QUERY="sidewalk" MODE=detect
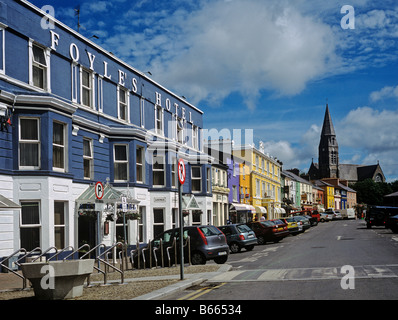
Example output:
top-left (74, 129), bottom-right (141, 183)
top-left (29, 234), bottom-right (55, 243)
top-left (0, 264), bottom-right (232, 300)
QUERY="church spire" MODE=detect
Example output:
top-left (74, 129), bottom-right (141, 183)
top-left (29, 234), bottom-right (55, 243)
top-left (321, 104), bottom-right (336, 136)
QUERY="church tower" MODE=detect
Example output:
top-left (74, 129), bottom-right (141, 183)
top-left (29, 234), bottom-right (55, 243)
top-left (318, 104), bottom-right (339, 178)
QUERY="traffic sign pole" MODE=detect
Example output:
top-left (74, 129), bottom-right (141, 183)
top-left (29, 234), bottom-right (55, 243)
top-left (178, 159), bottom-right (186, 280)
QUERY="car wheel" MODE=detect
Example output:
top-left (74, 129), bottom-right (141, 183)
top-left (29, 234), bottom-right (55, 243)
top-left (245, 245), bottom-right (255, 251)
top-left (230, 243), bottom-right (241, 254)
top-left (214, 256), bottom-right (228, 264)
top-left (191, 252), bottom-right (206, 265)
top-left (257, 236), bottom-right (265, 245)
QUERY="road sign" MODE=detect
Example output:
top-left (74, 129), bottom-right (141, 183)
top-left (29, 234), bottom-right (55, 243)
top-left (178, 158), bottom-right (186, 185)
top-left (95, 182), bottom-right (104, 200)
top-left (122, 196), bottom-right (127, 212)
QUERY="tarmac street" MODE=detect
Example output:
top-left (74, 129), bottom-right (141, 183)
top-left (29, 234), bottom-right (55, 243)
top-left (163, 219), bottom-right (398, 300)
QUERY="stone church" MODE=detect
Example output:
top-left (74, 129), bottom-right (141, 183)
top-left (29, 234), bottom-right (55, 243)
top-left (308, 105), bottom-right (386, 184)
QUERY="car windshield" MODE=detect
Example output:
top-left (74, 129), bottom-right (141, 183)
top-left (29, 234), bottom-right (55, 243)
top-left (273, 220), bottom-right (284, 225)
top-left (237, 224), bottom-right (252, 233)
top-left (285, 218), bottom-right (295, 222)
top-left (199, 225), bottom-right (222, 236)
top-left (261, 221), bottom-right (274, 227)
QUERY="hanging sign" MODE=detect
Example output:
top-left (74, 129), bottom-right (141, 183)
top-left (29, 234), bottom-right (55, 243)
top-left (178, 159), bottom-right (186, 185)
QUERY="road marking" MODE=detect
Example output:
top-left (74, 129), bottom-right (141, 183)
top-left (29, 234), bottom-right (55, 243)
top-left (337, 236), bottom-right (342, 240)
top-left (178, 283), bottom-right (226, 300)
top-left (207, 265), bottom-right (398, 283)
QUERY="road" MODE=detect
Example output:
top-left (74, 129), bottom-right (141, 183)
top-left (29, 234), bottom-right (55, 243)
top-left (163, 219), bottom-right (398, 300)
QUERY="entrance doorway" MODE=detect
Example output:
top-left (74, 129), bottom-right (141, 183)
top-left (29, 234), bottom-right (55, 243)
top-left (78, 215), bottom-right (96, 250)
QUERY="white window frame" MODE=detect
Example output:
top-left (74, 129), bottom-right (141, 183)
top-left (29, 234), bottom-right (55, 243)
top-left (80, 67), bottom-right (95, 109)
top-left (54, 201), bottom-right (66, 249)
top-left (155, 105), bottom-right (164, 136)
top-left (83, 138), bottom-right (93, 180)
top-left (52, 121), bottom-right (67, 172)
top-left (136, 146), bottom-right (145, 184)
top-left (97, 76), bottom-right (104, 113)
top-left (192, 125), bottom-right (198, 150)
top-left (171, 157), bottom-right (177, 189)
top-left (29, 40), bottom-right (51, 92)
top-left (152, 154), bottom-right (165, 188)
top-left (19, 201), bottom-right (41, 250)
top-left (19, 117), bottom-right (41, 170)
top-left (114, 144), bottom-right (129, 182)
top-left (117, 86), bottom-right (130, 122)
top-left (0, 23), bottom-right (6, 75)
top-left (140, 98), bottom-right (145, 128)
top-left (191, 166), bottom-right (202, 193)
top-left (153, 208), bottom-right (165, 238)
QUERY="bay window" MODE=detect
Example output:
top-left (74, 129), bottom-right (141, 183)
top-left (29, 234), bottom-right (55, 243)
top-left (20, 201), bottom-right (41, 251)
top-left (53, 121), bottom-right (66, 172)
top-left (114, 144), bottom-right (128, 182)
top-left (19, 118), bottom-right (40, 169)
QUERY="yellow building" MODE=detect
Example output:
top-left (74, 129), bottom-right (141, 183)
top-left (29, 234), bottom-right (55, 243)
top-left (313, 180), bottom-right (335, 209)
top-left (234, 142), bottom-right (283, 220)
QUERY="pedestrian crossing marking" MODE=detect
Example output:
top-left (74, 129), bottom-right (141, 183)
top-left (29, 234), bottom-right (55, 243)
top-left (207, 265), bottom-right (398, 283)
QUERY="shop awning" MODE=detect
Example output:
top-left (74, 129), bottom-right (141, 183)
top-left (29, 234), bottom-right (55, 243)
top-left (0, 194), bottom-right (21, 211)
top-left (255, 206), bottom-right (267, 214)
top-left (229, 203), bottom-right (256, 213)
top-left (229, 203), bottom-right (250, 212)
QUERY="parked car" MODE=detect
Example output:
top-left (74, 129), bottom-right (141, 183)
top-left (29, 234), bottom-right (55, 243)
top-left (246, 220), bottom-right (289, 245)
top-left (366, 206), bottom-right (398, 229)
top-left (292, 215), bottom-right (311, 231)
top-left (132, 225), bottom-right (229, 267)
top-left (281, 217), bottom-right (301, 235)
top-left (218, 224), bottom-right (258, 253)
top-left (291, 210), bottom-right (320, 223)
top-left (386, 215), bottom-right (398, 233)
top-left (333, 211), bottom-right (343, 220)
top-left (319, 212), bottom-right (332, 222)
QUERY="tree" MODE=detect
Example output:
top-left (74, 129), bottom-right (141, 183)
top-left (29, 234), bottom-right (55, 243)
top-left (351, 179), bottom-right (393, 205)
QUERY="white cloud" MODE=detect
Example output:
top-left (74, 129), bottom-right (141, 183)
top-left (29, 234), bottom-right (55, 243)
top-left (370, 85), bottom-right (398, 101)
top-left (336, 107), bottom-right (398, 179)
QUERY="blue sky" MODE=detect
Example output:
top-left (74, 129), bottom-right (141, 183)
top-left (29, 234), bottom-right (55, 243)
top-left (30, 0), bottom-right (398, 181)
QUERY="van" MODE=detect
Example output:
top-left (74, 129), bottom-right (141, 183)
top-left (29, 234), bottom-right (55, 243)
top-left (366, 206), bottom-right (398, 229)
top-left (341, 208), bottom-right (355, 219)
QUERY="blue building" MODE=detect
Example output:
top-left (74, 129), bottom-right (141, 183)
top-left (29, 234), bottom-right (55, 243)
top-left (0, 0), bottom-right (212, 261)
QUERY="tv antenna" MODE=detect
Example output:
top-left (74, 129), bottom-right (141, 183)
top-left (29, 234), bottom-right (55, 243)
top-left (74, 5), bottom-right (81, 32)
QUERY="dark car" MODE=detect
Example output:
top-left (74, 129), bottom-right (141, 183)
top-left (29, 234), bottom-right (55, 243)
top-left (246, 220), bottom-right (289, 245)
top-left (386, 215), bottom-right (398, 233)
top-left (218, 224), bottom-right (257, 253)
top-left (293, 215), bottom-right (311, 231)
top-left (366, 206), bottom-right (398, 229)
top-left (132, 225), bottom-right (229, 267)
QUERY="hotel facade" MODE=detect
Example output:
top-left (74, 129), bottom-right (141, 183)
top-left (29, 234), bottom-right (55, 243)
top-left (0, 0), bottom-right (212, 261)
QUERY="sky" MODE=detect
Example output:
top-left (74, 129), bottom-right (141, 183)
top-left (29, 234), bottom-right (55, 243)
top-left (30, 0), bottom-right (398, 182)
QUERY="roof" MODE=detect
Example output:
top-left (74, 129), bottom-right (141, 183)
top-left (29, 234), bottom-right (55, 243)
top-left (385, 191), bottom-right (398, 198)
top-left (321, 105), bottom-right (336, 136)
top-left (76, 184), bottom-right (139, 204)
top-left (0, 194), bottom-right (21, 211)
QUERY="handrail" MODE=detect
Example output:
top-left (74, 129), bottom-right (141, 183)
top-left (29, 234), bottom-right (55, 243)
top-left (0, 248), bottom-right (28, 289)
top-left (14, 247), bottom-right (42, 267)
top-left (96, 242), bottom-right (124, 285)
top-left (63, 244), bottom-right (90, 261)
top-left (32, 246), bottom-right (58, 262)
top-left (166, 238), bottom-right (176, 267)
top-left (48, 246), bottom-right (74, 261)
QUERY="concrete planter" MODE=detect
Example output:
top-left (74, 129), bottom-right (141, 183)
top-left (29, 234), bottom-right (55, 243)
top-left (21, 259), bottom-right (95, 300)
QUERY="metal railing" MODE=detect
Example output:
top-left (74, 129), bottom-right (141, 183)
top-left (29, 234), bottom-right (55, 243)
top-left (0, 248), bottom-right (28, 289)
top-left (130, 236), bottom-right (191, 270)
